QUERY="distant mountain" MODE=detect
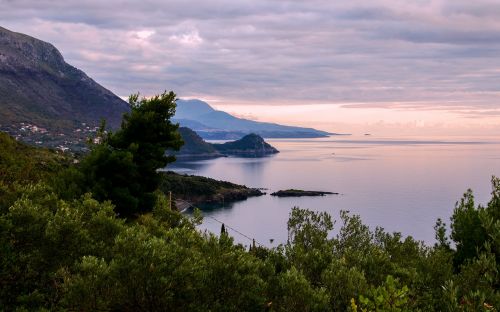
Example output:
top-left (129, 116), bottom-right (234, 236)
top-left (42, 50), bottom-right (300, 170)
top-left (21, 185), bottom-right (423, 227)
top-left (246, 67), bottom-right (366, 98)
top-left (173, 99), bottom-right (215, 119)
top-left (174, 99), bottom-right (331, 139)
top-left (0, 26), bottom-right (129, 138)
top-left (212, 133), bottom-right (279, 157)
top-left (176, 127), bottom-right (278, 159)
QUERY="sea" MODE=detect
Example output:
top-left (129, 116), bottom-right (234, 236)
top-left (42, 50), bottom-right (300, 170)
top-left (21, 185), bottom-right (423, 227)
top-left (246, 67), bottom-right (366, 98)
top-left (170, 135), bottom-right (500, 247)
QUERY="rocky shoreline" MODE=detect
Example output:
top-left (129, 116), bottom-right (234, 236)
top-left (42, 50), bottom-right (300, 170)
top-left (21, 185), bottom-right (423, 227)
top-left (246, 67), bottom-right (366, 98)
top-left (159, 171), bottom-right (265, 209)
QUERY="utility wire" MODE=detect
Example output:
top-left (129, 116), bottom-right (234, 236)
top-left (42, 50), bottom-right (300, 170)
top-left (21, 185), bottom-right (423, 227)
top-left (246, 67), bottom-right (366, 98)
top-left (205, 215), bottom-right (265, 247)
top-left (174, 198), bottom-right (265, 247)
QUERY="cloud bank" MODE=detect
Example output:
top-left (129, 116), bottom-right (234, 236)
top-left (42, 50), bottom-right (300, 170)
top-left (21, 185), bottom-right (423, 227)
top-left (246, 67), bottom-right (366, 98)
top-left (1, 0), bottom-right (500, 116)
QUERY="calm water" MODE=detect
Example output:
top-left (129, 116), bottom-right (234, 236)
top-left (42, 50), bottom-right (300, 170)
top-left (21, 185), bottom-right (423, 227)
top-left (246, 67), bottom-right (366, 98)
top-left (171, 135), bottom-right (500, 247)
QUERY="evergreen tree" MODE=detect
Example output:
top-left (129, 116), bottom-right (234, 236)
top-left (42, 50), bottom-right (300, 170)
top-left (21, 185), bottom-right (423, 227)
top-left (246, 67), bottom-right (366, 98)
top-left (77, 91), bottom-right (183, 216)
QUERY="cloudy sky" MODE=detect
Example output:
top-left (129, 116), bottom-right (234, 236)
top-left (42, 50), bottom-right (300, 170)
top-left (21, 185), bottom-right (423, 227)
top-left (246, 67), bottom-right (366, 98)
top-left (2, 0), bottom-right (500, 135)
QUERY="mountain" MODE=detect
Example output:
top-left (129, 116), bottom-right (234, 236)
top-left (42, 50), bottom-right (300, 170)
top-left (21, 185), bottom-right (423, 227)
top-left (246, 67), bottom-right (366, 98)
top-left (174, 99), bottom-right (331, 139)
top-left (174, 127), bottom-right (223, 159)
top-left (173, 99), bottom-right (215, 119)
top-left (212, 133), bottom-right (279, 157)
top-left (0, 26), bottom-right (129, 148)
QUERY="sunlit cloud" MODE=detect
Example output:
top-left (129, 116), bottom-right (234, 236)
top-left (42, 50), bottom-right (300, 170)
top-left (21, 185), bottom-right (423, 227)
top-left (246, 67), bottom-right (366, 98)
top-left (169, 30), bottom-right (203, 46)
top-left (135, 30), bottom-right (155, 40)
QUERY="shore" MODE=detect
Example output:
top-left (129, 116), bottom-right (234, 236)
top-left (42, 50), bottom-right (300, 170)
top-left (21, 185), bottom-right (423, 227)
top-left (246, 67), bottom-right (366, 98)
top-left (159, 171), bottom-right (265, 209)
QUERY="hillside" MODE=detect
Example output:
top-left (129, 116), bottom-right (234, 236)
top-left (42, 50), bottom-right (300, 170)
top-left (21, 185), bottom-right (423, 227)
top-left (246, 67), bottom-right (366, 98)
top-left (0, 26), bottom-right (129, 149)
top-left (175, 99), bottom-right (331, 139)
top-left (212, 133), bottom-right (279, 157)
top-left (2, 129), bottom-right (498, 310)
top-left (174, 127), bottom-right (223, 159)
top-left (0, 132), bottom-right (72, 185)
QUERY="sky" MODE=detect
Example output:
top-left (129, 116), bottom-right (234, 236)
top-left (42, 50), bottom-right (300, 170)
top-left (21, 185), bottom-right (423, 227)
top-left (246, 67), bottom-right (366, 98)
top-left (2, 0), bottom-right (500, 135)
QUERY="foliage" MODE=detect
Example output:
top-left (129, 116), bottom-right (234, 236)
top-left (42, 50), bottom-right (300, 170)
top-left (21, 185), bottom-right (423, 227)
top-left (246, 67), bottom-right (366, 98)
top-left (158, 171), bottom-right (261, 207)
top-left (60, 91), bottom-right (183, 216)
top-left (450, 189), bottom-right (488, 268)
top-left (0, 132), bottom-right (73, 213)
top-left (1, 132), bottom-right (500, 311)
top-left (0, 132), bottom-right (70, 185)
top-left (159, 171), bottom-right (249, 197)
top-left (352, 275), bottom-right (410, 312)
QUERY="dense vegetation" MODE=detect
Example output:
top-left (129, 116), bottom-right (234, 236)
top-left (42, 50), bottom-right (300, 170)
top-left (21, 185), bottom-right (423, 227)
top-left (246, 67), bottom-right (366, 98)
top-left (1, 92), bottom-right (499, 311)
top-left (55, 91), bottom-right (182, 217)
top-left (159, 171), bottom-right (263, 205)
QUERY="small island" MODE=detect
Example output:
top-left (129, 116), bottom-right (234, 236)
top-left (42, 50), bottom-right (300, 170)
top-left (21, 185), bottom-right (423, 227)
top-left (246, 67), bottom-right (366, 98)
top-left (212, 133), bottom-right (279, 157)
top-left (175, 128), bottom-right (279, 159)
top-left (270, 189), bottom-right (338, 197)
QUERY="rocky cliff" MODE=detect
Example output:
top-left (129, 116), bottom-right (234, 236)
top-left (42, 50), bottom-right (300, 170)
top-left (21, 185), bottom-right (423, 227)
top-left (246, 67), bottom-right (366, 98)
top-left (0, 26), bottom-right (129, 136)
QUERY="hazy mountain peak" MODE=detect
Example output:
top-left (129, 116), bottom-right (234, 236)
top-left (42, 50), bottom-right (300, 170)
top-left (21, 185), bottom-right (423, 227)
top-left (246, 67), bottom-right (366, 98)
top-left (174, 98), bottom-right (331, 139)
top-left (175, 98), bottom-right (215, 119)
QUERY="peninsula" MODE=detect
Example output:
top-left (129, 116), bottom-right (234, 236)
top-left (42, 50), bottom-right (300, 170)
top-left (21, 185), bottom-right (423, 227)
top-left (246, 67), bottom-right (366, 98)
top-left (271, 189), bottom-right (338, 197)
top-left (175, 128), bottom-right (279, 159)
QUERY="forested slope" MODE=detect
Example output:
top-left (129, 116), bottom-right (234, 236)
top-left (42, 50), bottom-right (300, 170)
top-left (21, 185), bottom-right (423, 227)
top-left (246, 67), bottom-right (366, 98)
top-left (1, 93), bottom-right (499, 311)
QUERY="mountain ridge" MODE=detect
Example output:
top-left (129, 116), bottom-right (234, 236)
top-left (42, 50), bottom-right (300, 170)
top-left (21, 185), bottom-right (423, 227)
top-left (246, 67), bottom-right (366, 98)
top-left (0, 26), bottom-right (129, 135)
top-left (0, 26), bottom-right (333, 151)
top-left (175, 99), bottom-right (332, 139)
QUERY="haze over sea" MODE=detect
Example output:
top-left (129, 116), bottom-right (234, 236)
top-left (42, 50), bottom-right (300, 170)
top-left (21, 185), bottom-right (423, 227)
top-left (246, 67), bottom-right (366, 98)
top-left (172, 135), bottom-right (500, 247)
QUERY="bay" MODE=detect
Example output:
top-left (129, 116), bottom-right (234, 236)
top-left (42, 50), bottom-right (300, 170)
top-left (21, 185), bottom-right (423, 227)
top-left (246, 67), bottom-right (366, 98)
top-left (171, 135), bottom-right (500, 247)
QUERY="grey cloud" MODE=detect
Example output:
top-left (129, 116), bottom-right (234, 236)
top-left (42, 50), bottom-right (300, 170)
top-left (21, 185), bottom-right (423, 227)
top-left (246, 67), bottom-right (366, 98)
top-left (381, 27), bottom-right (500, 45)
top-left (336, 7), bottom-right (399, 21)
top-left (442, 1), bottom-right (500, 18)
top-left (1, 0), bottom-right (499, 115)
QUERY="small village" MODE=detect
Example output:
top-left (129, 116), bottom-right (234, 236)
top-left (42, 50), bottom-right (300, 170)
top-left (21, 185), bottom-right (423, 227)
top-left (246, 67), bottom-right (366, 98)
top-left (0, 121), bottom-right (100, 152)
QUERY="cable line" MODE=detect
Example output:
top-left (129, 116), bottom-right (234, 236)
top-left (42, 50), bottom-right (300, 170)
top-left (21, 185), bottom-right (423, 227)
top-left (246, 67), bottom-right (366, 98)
top-left (174, 198), bottom-right (265, 247)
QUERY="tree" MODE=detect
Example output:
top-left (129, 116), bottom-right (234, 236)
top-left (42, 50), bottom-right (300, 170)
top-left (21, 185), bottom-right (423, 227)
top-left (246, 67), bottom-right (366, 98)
top-left (351, 275), bottom-right (410, 312)
top-left (450, 189), bottom-right (487, 268)
top-left (76, 91), bottom-right (183, 216)
top-left (285, 207), bottom-right (334, 285)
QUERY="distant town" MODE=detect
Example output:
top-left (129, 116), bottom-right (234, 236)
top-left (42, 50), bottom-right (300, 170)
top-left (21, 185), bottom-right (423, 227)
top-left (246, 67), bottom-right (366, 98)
top-left (0, 122), bottom-right (100, 152)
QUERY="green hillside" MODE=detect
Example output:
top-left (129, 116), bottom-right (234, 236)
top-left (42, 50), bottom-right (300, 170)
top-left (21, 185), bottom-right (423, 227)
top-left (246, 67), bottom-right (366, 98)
top-left (0, 117), bottom-right (499, 311)
top-left (0, 132), bottom-right (71, 185)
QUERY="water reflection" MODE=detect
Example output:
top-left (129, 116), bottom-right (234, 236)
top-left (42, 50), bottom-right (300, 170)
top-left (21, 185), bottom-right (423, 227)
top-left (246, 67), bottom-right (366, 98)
top-left (169, 160), bottom-right (211, 173)
top-left (172, 155), bottom-right (275, 188)
top-left (172, 136), bottom-right (500, 247)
